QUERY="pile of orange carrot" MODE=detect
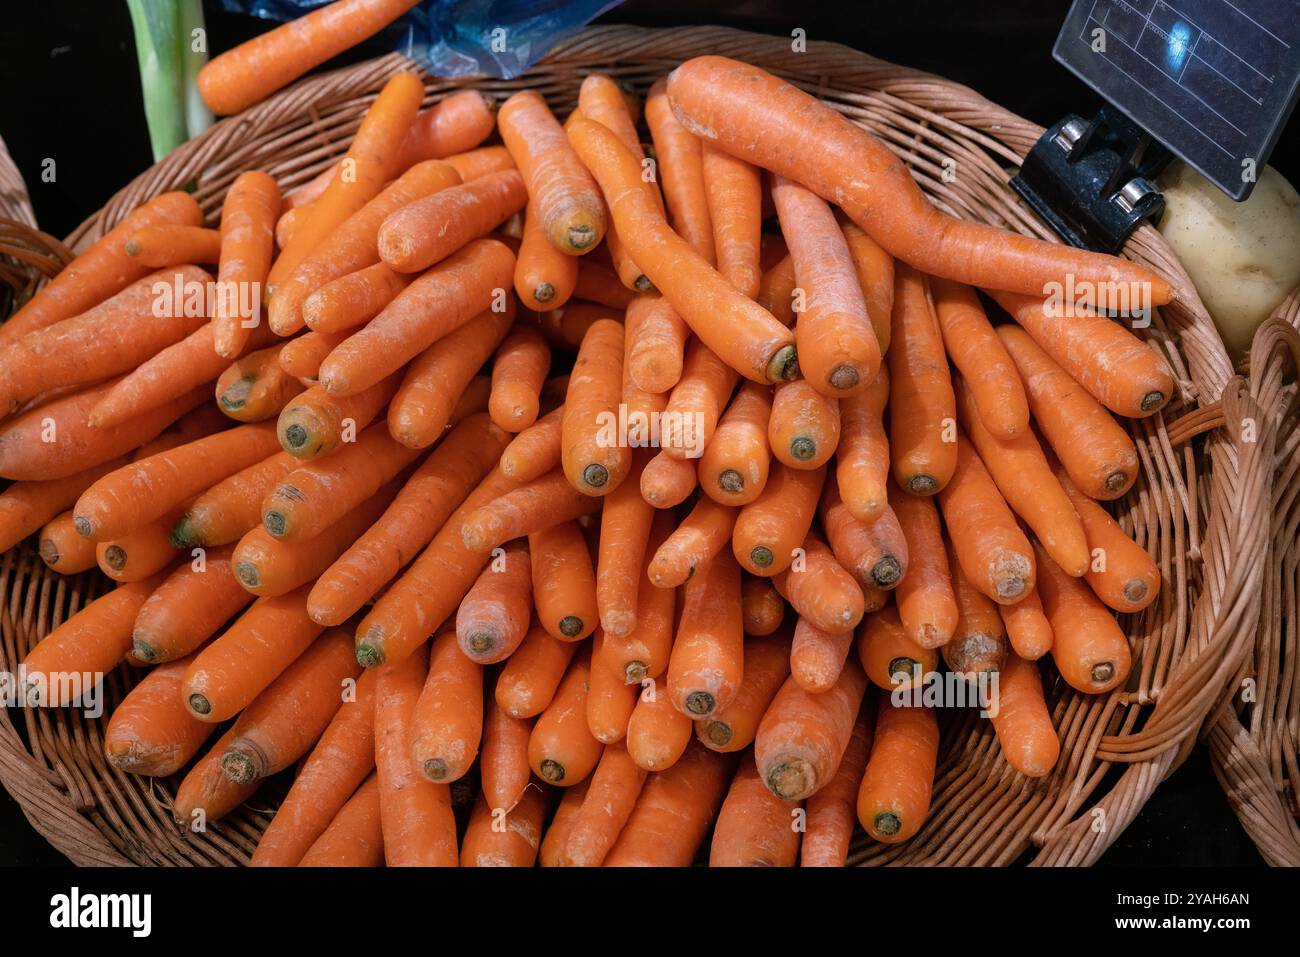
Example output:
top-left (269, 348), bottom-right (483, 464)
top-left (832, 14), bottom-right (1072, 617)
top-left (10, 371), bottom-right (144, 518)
top-left (0, 56), bottom-right (1171, 867)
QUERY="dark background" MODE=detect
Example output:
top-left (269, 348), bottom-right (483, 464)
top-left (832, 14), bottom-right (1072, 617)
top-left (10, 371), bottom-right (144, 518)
top-left (0, 0), bottom-right (1283, 866)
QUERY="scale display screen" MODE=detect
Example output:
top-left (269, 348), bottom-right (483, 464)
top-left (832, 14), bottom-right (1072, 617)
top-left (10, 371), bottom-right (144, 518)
top-left (1054, 0), bottom-right (1300, 198)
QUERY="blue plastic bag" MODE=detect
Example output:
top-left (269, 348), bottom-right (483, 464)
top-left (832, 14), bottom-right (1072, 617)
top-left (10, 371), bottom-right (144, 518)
top-left (221, 1), bottom-right (623, 79)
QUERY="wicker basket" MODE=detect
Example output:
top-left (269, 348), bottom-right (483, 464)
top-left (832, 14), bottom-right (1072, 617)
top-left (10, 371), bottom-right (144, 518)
top-left (0, 24), bottom-right (1285, 866)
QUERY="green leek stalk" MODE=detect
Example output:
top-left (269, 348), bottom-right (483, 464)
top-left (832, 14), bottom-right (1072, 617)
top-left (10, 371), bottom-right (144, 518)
top-left (126, 0), bottom-right (213, 161)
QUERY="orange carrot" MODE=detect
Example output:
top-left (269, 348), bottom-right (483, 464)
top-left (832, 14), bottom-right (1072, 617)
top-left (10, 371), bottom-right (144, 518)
top-left (937, 436), bottom-right (1036, 604)
top-left (639, 450), bottom-right (697, 509)
top-left (103, 655), bottom-right (216, 776)
top-left (308, 414), bottom-right (507, 625)
top-left (888, 264), bottom-right (956, 494)
top-left (515, 203), bottom-right (580, 310)
top-left (379, 170), bottom-right (527, 273)
top-left (499, 91), bottom-right (607, 255)
top-left (755, 658), bottom-right (868, 801)
top-left (172, 727), bottom-right (261, 829)
top-left (1056, 468), bottom-right (1160, 613)
top-left (600, 510), bottom-right (675, 684)
top-left (38, 512), bottom-right (99, 574)
top-left (856, 604), bottom-right (938, 692)
top-left (125, 226), bottom-right (221, 267)
top-left (836, 366), bottom-right (891, 522)
top-left (626, 678), bottom-right (693, 772)
top-left (0, 191), bottom-right (202, 345)
top-left (443, 144), bottom-right (516, 183)
top-left (990, 652), bottom-right (1059, 777)
top-left (455, 540), bottom-right (533, 663)
top-left (171, 451), bottom-right (299, 548)
top-left (181, 584), bottom-right (324, 722)
top-left (603, 740), bottom-right (735, 866)
top-left (460, 787), bottom-right (547, 867)
top-left (666, 56), bottom-right (1173, 302)
top-left (596, 450), bottom-right (655, 634)
top-left (0, 266), bottom-right (210, 414)
top-left (529, 648), bottom-right (604, 785)
top-left (129, 544), bottom-right (252, 664)
top-left (277, 373), bottom-right (400, 459)
top-left (788, 615), bottom-right (856, 695)
top-left (216, 343), bottom-right (305, 422)
top-left (268, 72), bottom-right (426, 288)
top-left (567, 117), bottom-right (797, 383)
top-left (298, 776), bottom-right (385, 867)
top-left (773, 533), bottom-right (865, 637)
top-left (575, 258), bottom-right (636, 309)
top-left (537, 298), bottom-right (622, 352)
top-left (251, 669), bottom-right (378, 866)
top-left (662, 341), bottom-right (738, 460)
top-left (302, 263), bottom-right (413, 335)
top-left (772, 175), bottom-right (880, 395)
top-left (998, 586), bottom-right (1055, 661)
top-left (702, 145), bottom-right (761, 297)
top-left (647, 497), bottom-right (735, 589)
top-left (645, 78), bottom-right (714, 264)
top-left (997, 324), bottom-right (1138, 500)
top-left (666, 549), bottom-right (743, 718)
top-left (1036, 541), bottom-right (1133, 693)
top-left (801, 709), bottom-right (873, 866)
top-left (530, 520), bottom-right (599, 641)
top-left (625, 294), bottom-right (688, 394)
top-left (560, 318), bottom-right (631, 495)
top-left (410, 629), bottom-right (483, 783)
top-left (538, 778), bottom-right (591, 867)
top-left (220, 628), bottom-right (358, 783)
top-left (586, 636), bottom-right (640, 743)
top-left (741, 574), bottom-right (785, 637)
top-left (988, 290), bottom-right (1175, 418)
top-left (495, 623), bottom-right (578, 718)
top-left (73, 422), bottom-right (281, 541)
top-left (95, 508), bottom-right (183, 582)
top-left (839, 219), bottom-right (895, 353)
top-left (395, 89), bottom-right (497, 170)
top-left (560, 740), bottom-right (647, 866)
top-left (856, 696), bottom-right (938, 842)
top-left (21, 576), bottom-right (162, 706)
top-left (932, 278), bottom-right (1028, 438)
top-left (710, 758), bottom-right (802, 867)
top-left (695, 626), bottom-right (792, 753)
top-left (214, 171), bottom-right (280, 357)
top-left (319, 238), bottom-right (514, 398)
top-left (481, 695), bottom-right (534, 813)
top-left (276, 204), bottom-right (308, 249)
top-left (945, 541), bottom-right (1010, 677)
top-left (698, 381), bottom-right (771, 506)
top-left (732, 462), bottom-right (825, 576)
top-left (756, 254), bottom-right (797, 325)
top-left (490, 322), bottom-right (552, 432)
top-left (277, 331), bottom-right (347, 381)
top-left (373, 649), bottom-right (458, 866)
top-left (820, 475), bottom-right (909, 590)
top-left (0, 458), bottom-right (129, 552)
top-left (769, 378), bottom-right (840, 469)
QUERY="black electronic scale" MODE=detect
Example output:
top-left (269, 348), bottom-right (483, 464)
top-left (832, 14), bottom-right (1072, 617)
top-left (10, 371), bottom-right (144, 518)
top-left (1012, 0), bottom-right (1300, 251)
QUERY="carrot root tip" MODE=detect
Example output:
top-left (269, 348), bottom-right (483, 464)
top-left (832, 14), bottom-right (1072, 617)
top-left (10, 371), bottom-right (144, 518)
top-left (703, 720), bottom-right (732, 747)
top-left (558, 616), bottom-right (584, 638)
top-left (684, 691), bottom-right (715, 716)
top-left (103, 545), bottom-right (128, 572)
top-left (829, 365), bottom-right (860, 391)
top-left (766, 346), bottom-right (799, 383)
top-left (1105, 471), bottom-right (1129, 492)
top-left (581, 463), bottom-right (609, 489)
top-left (423, 757), bottom-right (449, 782)
top-left (1123, 580), bottom-right (1148, 603)
top-left (188, 693), bottom-right (212, 716)
top-left (749, 545), bottom-right (774, 569)
top-left (718, 469), bottom-right (744, 493)
top-left (235, 561), bottom-right (260, 589)
top-left (72, 516), bottom-right (94, 539)
top-left (1140, 391), bottom-right (1166, 412)
top-left (263, 511), bottom-right (288, 538)
top-left (906, 475), bottom-right (939, 495)
top-left (539, 759), bottom-right (566, 783)
top-left (766, 759), bottom-right (813, 800)
top-left (872, 811), bottom-right (902, 837)
top-left (624, 661), bottom-right (648, 684)
top-left (872, 556), bottom-right (902, 588)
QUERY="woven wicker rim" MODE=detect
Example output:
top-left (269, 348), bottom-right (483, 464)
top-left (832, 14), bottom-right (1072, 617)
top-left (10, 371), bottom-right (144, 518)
top-left (0, 24), bottom-right (1286, 866)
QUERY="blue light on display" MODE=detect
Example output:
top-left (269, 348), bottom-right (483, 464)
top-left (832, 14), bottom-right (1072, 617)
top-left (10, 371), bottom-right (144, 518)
top-left (1166, 21), bottom-right (1193, 73)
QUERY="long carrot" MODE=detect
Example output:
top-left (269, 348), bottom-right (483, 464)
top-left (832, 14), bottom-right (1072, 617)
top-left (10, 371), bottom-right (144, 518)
top-left (732, 462), bottom-right (825, 576)
top-left (489, 323), bottom-right (551, 434)
top-left (888, 264), bottom-right (955, 494)
top-left (21, 577), bottom-right (162, 707)
top-left (214, 171), bottom-right (280, 357)
top-left (989, 289), bottom-right (1175, 418)
top-left (626, 678), bottom-right (694, 771)
top-left (251, 669), bottom-right (378, 866)
top-left (567, 117), bottom-right (797, 383)
top-left (856, 696), bottom-right (938, 843)
top-left (196, 0), bottom-right (422, 114)
top-left (395, 90), bottom-right (498, 170)
top-left (95, 507), bottom-right (184, 583)
top-left (756, 253), bottom-right (797, 325)
top-left (220, 628), bottom-right (359, 783)
top-left (498, 91), bottom-right (607, 255)
top-left (645, 78), bottom-right (714, 264)
top-left (411, 629), bottom-right (483, 783)
top-left (888, 480), bottom-right (957, 649)
top-left (801, 709), bottom-right (873, 866)
top-left (125, 225), bottom-right (221, 267)
top-left (171, 451), bottom-right (299, 548)
top-left (277, 373), bottom-right (400, 459)
top-left (938, 436), bottom-right (1036, 604)
top-left (460, 470), bottom-right (600, 555)
top-left (1056, 467), bottom-right (1160, 612)
top-left (710, 758), bottom-right (802, 866)
top-left (840, 219), bottom-right (895, 353)
top-left (181, 584), bottom-right (324, 722)
top-left (103, 655), bottom-right (215, 776)
top-left (695, 626), bottom-right (791, 753)
top-left (559, 740), bottom-right (646, 866)
top-left (945, 540), bottom-right (1010, 677)
top-left (559, 318), bottom-right (630, 495)
top-left (769, 378), bottom-right (840, 469)
top-left (625, 294), bottom-right (687, 394)
top-left (216, 343), bottom-right (305, 422)
top-left (662, 342), bottom-right (738, 461)
top-left (0, 458), bottom-right (128, 553)
top-left (268, 72), bottom-right (426, 288)
top-left (932, 278), bottom-right (1028, 438)
top-left (836, 366), bottom-right (891, 522)
top-left (530, 520), bottom-right (599, 641)
top-left (596, 450), bottom-right (655, 634)
top-left (575, 258), bottom-right (636, 310)
top-left (298, 776), bottom-right (385, 867)
top-left (856, 604), bottom-right (938, 691)
top-left (666, 56), bottom-right (1174, 302)
top-left (601, 510), bottom-right (675, 684)
top-left (0, 266), bottom-right (210, 414)
top-left (373, 649), bottom-right (458, 866)
top-left (538, 298), bottom-right (621, 351)
top-left (302, 263), bottom-right (413, 335)
top-left (702, 145), bottom-right (761, 297)
top-left (603, 740), bottom-right (736, 866)
top-left (991, 652), bottom-right (1060, 778)
top-left (460, 788), bottom-right (547, 867)
top-left (172, 727), bottom-right (261, 829)
top-left (787, 615), bottom-right (856, 695)
top-left (495, 623), bottom-right (578, 718)
top-left (698, 381), bottom-right (771, 506)
top-left (378, 169), bottom-right (527, 273)
top-left (538, 778), bottom-right (591, 867)
top-left (129, 544), bottom-right (252, 663)
top-left (998, 585), bottom-right (1055, 661)
top-left (820, 476), bottom-right (909, 590)
top-left (773, 175), bottom-right (880, 395)
top-left (586, 637), bottom-right (639, 744)
top-left (38, 512), bottom-right (98, 574)
top-left (307, 414), bottom-right (507, 625)
top-left (277, 330), bottom-right (348, 381)
top-left (648, 497), bottom-right (735, 588)
top-left (444, 144), bottom-right (516, 183)
top-left (773, 533), bottom-right (865, 637)
top-left (73, 422), bottom-right (281, 541)
top-left (481, 695), bottom-right (534, 814)
top-left (666, 548), bottom-right (743, 718)
top-left (997, 324), bottom-right (1138, 499)
top-left (529, 648), bottom-right (604, 785)
top-left (1036, 541), bottom-right (1133, 693)
top-left (0, 191), bottom-right (202, 346)
top-left (455, 540), bottom-right (532, 663)
top-left (319, 239), bottom-right (514, 398)
top-left (741, 574), bottom-right (785, 637)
